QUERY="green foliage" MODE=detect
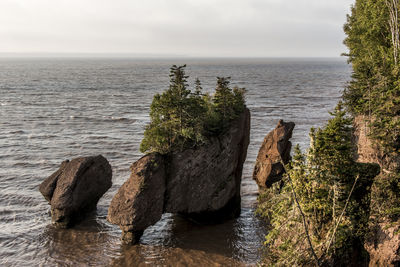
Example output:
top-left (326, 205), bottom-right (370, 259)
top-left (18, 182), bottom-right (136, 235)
top-left (257, 1), bottom-right (400, 265)
top-left (257, 104), bottom-right (379, 266)
top-left (343, 0), bottom-right (400, 224)
top-left (140, 65), bottom-right (246, 154)
top-left (371, 172), bottom-right (400, 220)
top-left (343, 0), bottom-right (400, 153)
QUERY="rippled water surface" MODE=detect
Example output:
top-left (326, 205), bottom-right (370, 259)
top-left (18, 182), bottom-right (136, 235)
top-left (0, 58), bottom-right (351, 266)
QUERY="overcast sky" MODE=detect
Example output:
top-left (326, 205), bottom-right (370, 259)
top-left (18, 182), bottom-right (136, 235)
top-left (0, 0), bottom-right (354, 57)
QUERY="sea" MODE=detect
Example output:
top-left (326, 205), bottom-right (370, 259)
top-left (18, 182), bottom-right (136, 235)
top-left (0, 58), bottom-right (351, 266)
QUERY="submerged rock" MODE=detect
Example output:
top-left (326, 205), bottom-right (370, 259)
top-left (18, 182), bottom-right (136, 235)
top-left (107, 108), bottom-right (250, 244)
top-left (39, 155), bottom-right (112, 228)
top-left (253, 120), bottom-right (295, 188)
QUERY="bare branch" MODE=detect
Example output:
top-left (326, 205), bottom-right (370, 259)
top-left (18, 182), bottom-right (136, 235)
top-left (280, 159), bottom-right (321, 267)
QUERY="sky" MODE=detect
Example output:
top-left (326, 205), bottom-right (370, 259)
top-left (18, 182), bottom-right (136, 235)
top-left (0, 0), bottom-right (354, 57)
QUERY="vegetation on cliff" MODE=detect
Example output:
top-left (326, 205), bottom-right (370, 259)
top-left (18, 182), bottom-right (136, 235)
top-left (343, 0), bottom-right (400, 220)
top-left (343, 0), bottom-right (400, 154)
top-left (257, 0), bottom-right (400, 265)
top-left (257, 104), bottom-right (379, 265)
top-left (140, 65), bottom-right (246, 154)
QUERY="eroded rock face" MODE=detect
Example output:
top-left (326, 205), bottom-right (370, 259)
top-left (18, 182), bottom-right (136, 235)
top-left (107, 153), bottom-right (166, 244)
top-left (165, 108), bottom-right (250, 221)
top-left (253, 120), bottom-right (295, 188)
top-left (107, 108), bottom-right (250, 244)
top-left (353, 115), bottom-right (400, 172)
top-left (365, 220), bottom-right (400, 267)
top-left (353, 115), bottom-right (400, 266)
top-left (39, 155), bottom-right (112, 228)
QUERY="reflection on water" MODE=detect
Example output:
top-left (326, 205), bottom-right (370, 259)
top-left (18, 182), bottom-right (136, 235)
top-left (39, 212), bottom-right (119, 266)
top-left (0, 58), bottom-right (350, 266)
top-left (36, 208), bottom-right (265, 266)
top-left (112, 246), bottom-right (245, 267)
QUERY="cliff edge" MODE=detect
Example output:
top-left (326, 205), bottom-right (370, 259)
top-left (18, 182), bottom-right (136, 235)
top-left (354, 115), bottom-right (400, 267)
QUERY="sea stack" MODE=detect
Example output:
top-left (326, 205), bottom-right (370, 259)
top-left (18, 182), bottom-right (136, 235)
top-left (253, 120), bottom-right (295, 188)
top-left (39, 155), bottom-right (112, 228)
top-left (107, 108), bottom-right (250, 244)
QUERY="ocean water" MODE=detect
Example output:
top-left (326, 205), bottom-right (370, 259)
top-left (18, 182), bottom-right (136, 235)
top-left (0, 58), bottom-right (351, 266)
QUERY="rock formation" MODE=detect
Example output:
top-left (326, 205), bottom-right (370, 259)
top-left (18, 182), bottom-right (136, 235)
top-left (253, 120), bottom-right (295, 188)
top-left (39, 155), bottom-right (112, 228)
top-left (107, 153), bottom-right (165, 244)
top-left (353, 115), bottom-right (400, 266)
top-left (107, 108), bottom-right (250, 244)
top-left (365, 220), bottom-right (400, 266)
top-left (353, 115), bottom-right (400, 172)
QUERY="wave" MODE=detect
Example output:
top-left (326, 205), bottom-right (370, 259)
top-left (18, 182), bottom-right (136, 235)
top-left (68, 115), bottom-right (136, 123)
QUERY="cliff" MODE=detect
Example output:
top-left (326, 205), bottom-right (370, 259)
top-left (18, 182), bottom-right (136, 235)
top-left (353, 115), bottom-right (400, 172)
top-left (353, 115), bottom-right (400, 266)
top-left (107, 108), bottom-right (250, 243)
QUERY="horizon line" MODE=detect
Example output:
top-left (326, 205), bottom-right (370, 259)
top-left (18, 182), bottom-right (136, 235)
top-left (0, 53), bottom-right (346, 60)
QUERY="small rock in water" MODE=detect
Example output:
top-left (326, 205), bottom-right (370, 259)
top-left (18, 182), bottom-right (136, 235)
top-left (39, 155), bottom-right (112, 228)
top-left (253, 119), bottom-right (295, 188)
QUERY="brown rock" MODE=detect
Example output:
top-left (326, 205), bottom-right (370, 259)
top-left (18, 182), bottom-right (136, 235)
top-left (365, 220), bottom-right (400, 266)
top-left (253, 119), bottom-right (295, 187)
top-left (40, 160), bottom-right (70, 202)
top-left (107, 108), bottom-right (250, 243)
top-left (353, 115), bottom-right (400, 172)
top-left (165, 108), bottom-right (250, 221)
top-left (107, 153), bottom-right (166, 244)
top-left (353, 115), bottom-right (400, 266)
top-left (39, 155), bottom-right (112, 228)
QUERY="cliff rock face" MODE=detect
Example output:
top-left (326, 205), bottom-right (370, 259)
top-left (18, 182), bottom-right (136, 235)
top-left (353, 115), bottom-right (400, 172)
top-left (353, 115), bottom-right (400, 266)
top-left (107, 108), bottom-right (250, 244)
top-left (365, 221), bottom-right (400, 266)
top-left (39, 155), bottom-right (112, 228)
top-left (253, 120), bottom-right (295, 188)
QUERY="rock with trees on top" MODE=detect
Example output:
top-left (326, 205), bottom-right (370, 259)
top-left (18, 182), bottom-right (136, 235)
top-left (107, 65), bottom-right (250, 244)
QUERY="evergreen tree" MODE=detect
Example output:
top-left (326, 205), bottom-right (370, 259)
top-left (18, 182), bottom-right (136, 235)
top-left (342, 0), bottom-right (400, 220)
top-left (232, 86), bottom-right (246, 115)
top-left (194, 78), bottom-right (202, 96)
top-left (213, 77), bottom-right (234, 124)
top-left (140, 65), bottom-right (246, 154)
top-left (343, 0), bottom-right (400, 153)
top-left (187, 78), bottom-right (207, 146)
top-left (169, 65), bottom-right (190, 142)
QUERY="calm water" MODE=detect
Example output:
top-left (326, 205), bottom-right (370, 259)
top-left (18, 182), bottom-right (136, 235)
top-left (0, 58), bottom-right (351, 266)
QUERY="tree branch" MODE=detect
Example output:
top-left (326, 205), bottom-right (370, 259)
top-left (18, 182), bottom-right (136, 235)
top-left (280, 159), bottom-right (321, 266)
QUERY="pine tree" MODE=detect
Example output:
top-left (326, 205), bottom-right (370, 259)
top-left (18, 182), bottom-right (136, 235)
top-left (194, 78), bottom-right (202, 96)
top-left (343, 0), bottom-right (400, 153)
top-left (342, 0), bottom-right (400, 221)
top-left (213, 77), bottom-right (234, 124)
top-left (140, 65), bottom-right (246, 154)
